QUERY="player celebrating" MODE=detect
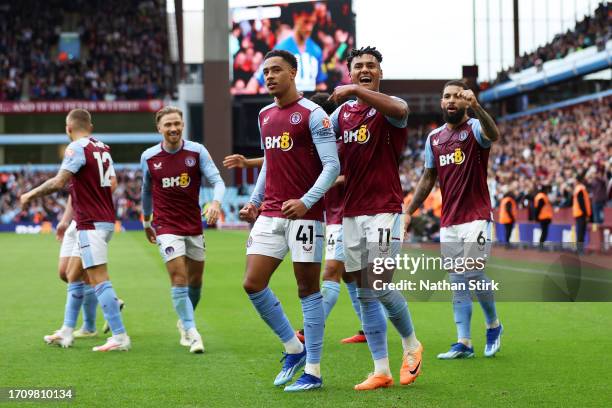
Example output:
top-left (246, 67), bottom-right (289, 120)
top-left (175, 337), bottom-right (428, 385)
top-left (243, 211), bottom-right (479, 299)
top-left (20, 108), bottom-right (130, 352)
top-left (140, 106), bottom-right (225, 354)
top-left (406, 80), bottom-right (503, 359)
top-left (57, 183), bottom-right (125, 337)
top-left (328, 46), bottom-right (422, 390)
top-left (223, 93), bottom-right (364, 344)
top-left (305, 93), bottom-right (364, 344)
top-left (239, 51), bottom-right (339, 392)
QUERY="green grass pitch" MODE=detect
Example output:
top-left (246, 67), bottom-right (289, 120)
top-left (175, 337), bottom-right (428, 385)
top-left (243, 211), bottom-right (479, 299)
top-left (1, 231), bottom-right (610, 407)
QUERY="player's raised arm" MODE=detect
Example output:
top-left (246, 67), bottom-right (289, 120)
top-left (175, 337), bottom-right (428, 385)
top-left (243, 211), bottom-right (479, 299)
top-left (140, 152), bottom-right (156, 243)
top-left (457, 89), bottom-right (500, 143)
top-left (330, 84), bottom-right (409, 122)
top-left (282, 108), bottom-right (340, 220)
top-left (199, 146), bottom-right (226, 225)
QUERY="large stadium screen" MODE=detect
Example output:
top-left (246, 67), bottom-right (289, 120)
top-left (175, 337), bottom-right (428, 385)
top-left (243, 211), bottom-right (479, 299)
top-left (230, 0), bottom-right (355, 95)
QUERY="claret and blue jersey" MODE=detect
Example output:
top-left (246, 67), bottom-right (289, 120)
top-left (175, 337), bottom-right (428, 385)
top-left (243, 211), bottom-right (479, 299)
top-left (141, 140), bottom-right (225, 236)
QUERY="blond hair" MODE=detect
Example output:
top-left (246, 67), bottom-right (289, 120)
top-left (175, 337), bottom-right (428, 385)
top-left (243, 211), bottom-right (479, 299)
top-left (155, 106), bottom-right (183, 124)
top-left (67, 109), bottom-right (92, 131)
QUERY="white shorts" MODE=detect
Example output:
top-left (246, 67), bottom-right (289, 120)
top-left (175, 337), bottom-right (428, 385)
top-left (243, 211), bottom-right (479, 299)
top-left (59, 220), bottom-right (79, 258)
top-left (440, 219), bottom-right (492, 271)
top-left (78, 227), bottom-right (114, 269)
top-left (325, 224), bottom-right (345, 262)
top-left (343, 213), bottom-right (404, 273)
top-left (246, 216), bottom-right (324, 263)
top-left (156, 234), bottom-right (206, 263)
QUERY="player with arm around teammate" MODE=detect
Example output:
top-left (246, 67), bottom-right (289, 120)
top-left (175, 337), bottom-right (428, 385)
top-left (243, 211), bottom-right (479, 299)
top-left (328, 46), bottom-right (423, 390)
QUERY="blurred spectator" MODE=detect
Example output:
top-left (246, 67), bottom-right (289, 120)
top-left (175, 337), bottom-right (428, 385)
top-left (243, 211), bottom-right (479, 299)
top-left (589, 167), bottom-right (608, 223)
top-left (230, 1), bottom-right (354, 94)
top-left (490, 2), bottom-right (609, 86)
top-left (0, 0), bottom-right (177, 101)
top-left (1, 169), bottom-right (143, 224)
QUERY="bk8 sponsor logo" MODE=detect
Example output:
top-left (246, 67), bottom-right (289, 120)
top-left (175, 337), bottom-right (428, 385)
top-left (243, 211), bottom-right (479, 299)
top-left (162, 172), bottom-right (191, 188)
top-left (439, 148), bottom-right (465, 166)
top-left (264, 132), bottom-right (293, 151)
top-left (343, 125), bottom-right (370, 144)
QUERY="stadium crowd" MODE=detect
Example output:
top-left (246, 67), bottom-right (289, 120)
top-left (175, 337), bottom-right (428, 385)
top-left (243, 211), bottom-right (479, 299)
top-left (491, 2), bottom-right (610, 85)
top-left (1, 168), bottom-right (143, 224)
top-left (2, 99), bottom-right (610, 227)
top-left (0, 0), bottom-right (177, 101)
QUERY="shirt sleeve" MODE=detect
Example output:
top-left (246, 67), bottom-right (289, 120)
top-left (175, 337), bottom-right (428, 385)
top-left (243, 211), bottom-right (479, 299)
top-left (60, 141), bottom-right (86, 174)
top-left (424, 134), bottom-right (435, 169)
top-left (330, 105), bottom-right (341, 134)
top-left (299, 109), bottom-right (340, 209)
top-left (384, 96), bottom-right (409, 128)
top-left (199, 146), bottom-right (226, 203)
top-left (140, 153), bottom-right (153, 218)
top-left (249, 158), bottom-right (266, 207)
top-left (471, 119), bottom-right (492, 148)
top-left (309, 107), bottom-right (336, 145)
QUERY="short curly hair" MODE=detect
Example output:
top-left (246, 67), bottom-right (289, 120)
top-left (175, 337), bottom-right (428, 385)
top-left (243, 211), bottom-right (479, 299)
top-left (347, 46), bottom-right (383, 70)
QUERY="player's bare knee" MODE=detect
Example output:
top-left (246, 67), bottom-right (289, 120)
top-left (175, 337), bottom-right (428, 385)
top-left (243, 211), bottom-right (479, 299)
top-left (323, 263), bottom-right (342, 283)
top-left (170, 272), bottom-right (188, 286)
top-left (58, 270), bottom-right (68, 283)
top-left (242, 277), bottom-right (264, 294)
top-left (297, 280), bottom-right (320, 298)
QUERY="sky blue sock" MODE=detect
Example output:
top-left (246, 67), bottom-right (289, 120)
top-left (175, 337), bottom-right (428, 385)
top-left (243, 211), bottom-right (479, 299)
top-left (95, 281), bottom-right (125, 335)
top-left (172, 286), bottom-right (195, 331)
top-left (358, 288), bottom-right (388, 360)
top-left (467, 271), bottom-right (498, 325)
top-left (377, 289), bottom-right (414, 338)
top-left (450, 273), bottom-right (472, 339)
top-left (63, 281), bottom-right (84, 329)
top-left (248, 287), bottom-right (294, 343)
top-left (321, 280), bottom-right (340, 320)
top-left (82, 285), bottom-right (98, 332)
top-left (188, 286), bottom-right (202, 310)
top-left (345, 281), bottom-right (362, 322)
top-left (301, 292), bottom-right (324, 364)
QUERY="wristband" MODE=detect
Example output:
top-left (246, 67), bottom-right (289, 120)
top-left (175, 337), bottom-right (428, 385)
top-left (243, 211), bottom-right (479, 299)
top-left (143, 220), bottom-right (152, 229)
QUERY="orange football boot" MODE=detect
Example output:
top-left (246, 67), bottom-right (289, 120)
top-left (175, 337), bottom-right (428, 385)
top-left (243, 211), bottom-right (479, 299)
top-left (354, 373), bottom-right (394, 390)
top-left (341, 330), bottom-right (367, 344)
top-left (400, 342), bottom-right (423, 385)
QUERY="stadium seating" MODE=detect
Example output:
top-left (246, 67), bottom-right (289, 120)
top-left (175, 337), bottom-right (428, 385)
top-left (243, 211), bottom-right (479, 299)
top-left (492, 2), bottom-right (609, 85)
top-left (0, 0), bottom-right (177, 101)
